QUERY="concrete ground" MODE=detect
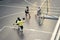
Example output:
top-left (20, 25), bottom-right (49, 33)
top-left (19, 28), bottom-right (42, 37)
top-left (0, 0), bottom-right (60, 40)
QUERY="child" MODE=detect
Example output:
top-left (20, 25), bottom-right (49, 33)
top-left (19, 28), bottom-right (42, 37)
top-left (16, 17), bottom-right (24, 32)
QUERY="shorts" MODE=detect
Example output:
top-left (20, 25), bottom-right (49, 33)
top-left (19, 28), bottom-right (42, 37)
top-left (20, 26), bottom-right (23, 30)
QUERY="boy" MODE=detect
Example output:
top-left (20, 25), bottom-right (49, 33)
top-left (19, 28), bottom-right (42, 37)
top-left (16, 17), bottom-right (24, 32)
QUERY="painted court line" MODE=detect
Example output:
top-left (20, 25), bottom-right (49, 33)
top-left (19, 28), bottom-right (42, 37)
top-left (0, 5), bottom-right (25, 8)
top-left (0, 26), bottom-right (52, 34)
top-left (0, 26), bottom-right (7, 32)
top-left (0, 0), bottom-right (47, 19)
top-left (50, 17), bottom-right (60, 40)
top-left (25, 28), bottom-right (52, 34)
top-left (0, 10), bottom-right (59, 19)
top-left (24, 0), bottom-right (32, 5)
top-left (0, 11), bottom-right (59, 20)
top-left (0, 11), bottom-right (38, 19)
top-left (0, 11), bottom-right (36, 19)
top-left (40, 0), bottom-right (47, 8)
top-left (0, 5), bottom-right (60, 9)
top-left (24, 0), bottom-right (47, 7)
top-left (0, 0), bottom-right (59, 19)
top-left (0, 12), bottom-right (24, 19)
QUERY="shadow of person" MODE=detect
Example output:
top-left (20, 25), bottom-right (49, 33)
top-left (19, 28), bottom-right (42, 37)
top-left (17, 31), bottom-right (24, 40)
top-left (26, 18), bottom-right (30, 24)
top-left (35, 15), bottom-right (43, 26)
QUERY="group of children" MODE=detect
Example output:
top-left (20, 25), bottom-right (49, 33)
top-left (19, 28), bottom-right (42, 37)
top-left (14, 6), bottom-right (41, 32)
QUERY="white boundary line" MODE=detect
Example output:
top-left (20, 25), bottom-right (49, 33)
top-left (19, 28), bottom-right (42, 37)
top-left (0, 0), bottom-right (59, 19)
top-left (24, 0), bottom-right (33, 5)
top-left (0, 12), bottom-right (24, 19)
top-left (0, 0), bottom-right (47, 19)
top-left (0, 26), bottom-right (7, 32)
top-left (0, 26), bottom-right (52, 34)
top-left (0, 5), bottom-right (60, 9)
top-left (24, 0), bottom-right (47, 7)
top-left (0, 5), bottom-right (25, 8)
top-left (40, 0), bottom-right (47, 8)
top-left (1, 4), bottom-right (60, 9)
top-left (0, 10), bottom-right (59, 19)
top-left (25, 28), bottom-right (52, 34)
top-left (55, 30), bottom-right (60, 40)
top-left (50, 17), bottom-right (60, 40)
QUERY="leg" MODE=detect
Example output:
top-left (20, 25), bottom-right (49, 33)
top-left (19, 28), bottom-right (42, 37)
top-left (25, 13), bottom-right (28, 18)
top-left (20, 26), bottom-right (23, 32)
top-left (18, 27), bottom-right (20, 31)
top-left (38, 16), bottom-right (41, 26)
top-left (29, 14), bottom-right (31, 19)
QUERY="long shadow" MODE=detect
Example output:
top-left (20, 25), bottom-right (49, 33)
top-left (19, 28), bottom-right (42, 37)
top-left (25, 15), bottom-right (31, 24)
top-left (17, 30), bottom-right (25, 40)
top-left (35, 15), bottom-right (43, 26)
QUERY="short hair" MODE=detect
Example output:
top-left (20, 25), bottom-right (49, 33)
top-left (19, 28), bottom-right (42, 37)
top-left (22, 18), bottom-right (25, 20)
top-left (26, 6), bottom-right (29, 8)
top-left (17, 17), bottom-right (21, 21)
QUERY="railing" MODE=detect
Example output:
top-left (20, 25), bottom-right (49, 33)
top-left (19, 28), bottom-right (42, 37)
top-left (50, 17), bottom-right (60, 40)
